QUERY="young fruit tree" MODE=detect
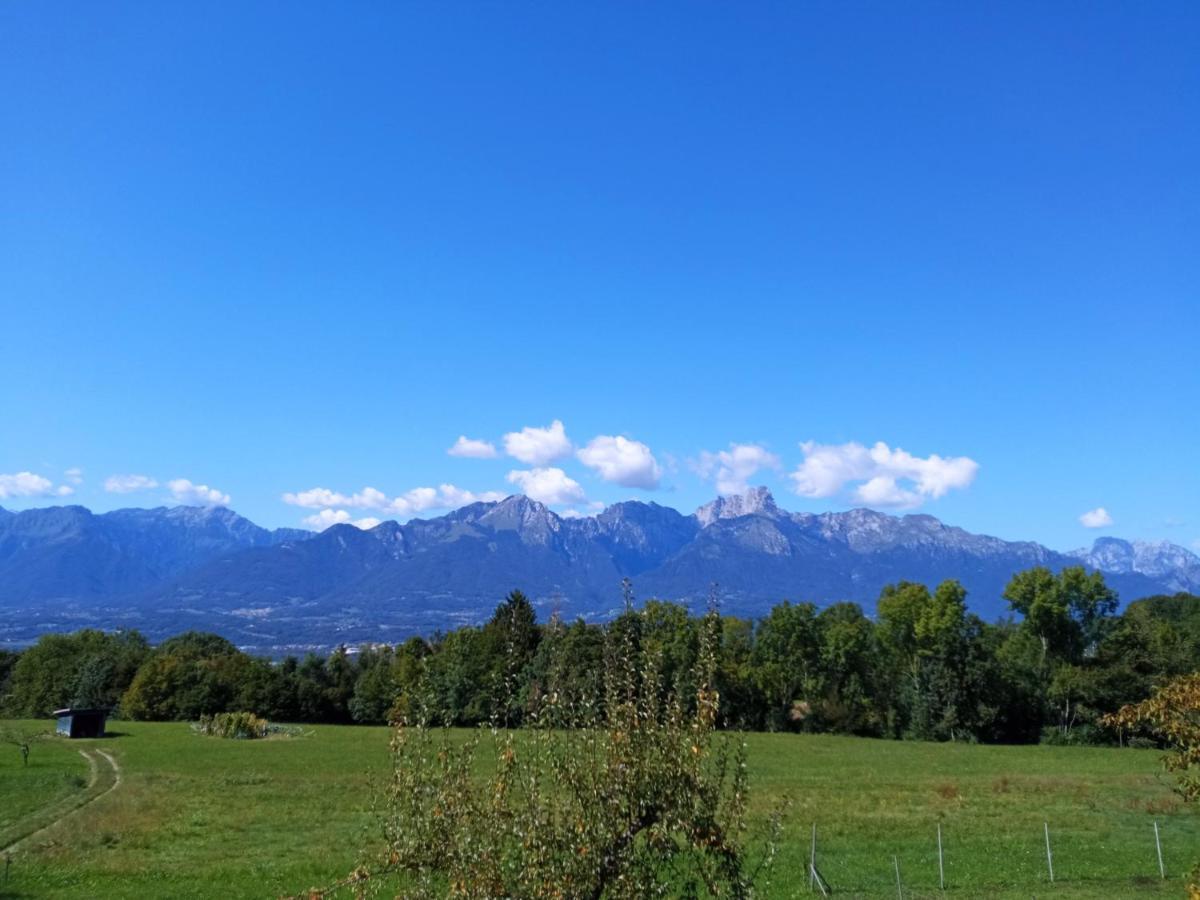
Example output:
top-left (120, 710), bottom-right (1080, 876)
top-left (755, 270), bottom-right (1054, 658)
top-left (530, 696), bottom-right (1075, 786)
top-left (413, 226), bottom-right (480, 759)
top-left (305, 592), bottom-right (782, 898)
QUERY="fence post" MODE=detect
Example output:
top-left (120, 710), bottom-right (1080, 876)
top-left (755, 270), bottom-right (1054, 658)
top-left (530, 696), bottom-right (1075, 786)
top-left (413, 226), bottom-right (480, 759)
top-left (1154, 820), bottom-right (1165, 879)
top-left (810, 823), bottom-right (817, 892)
top-left (809, 864), bottom-right (829, 898)
top-left (894, 855), bottom-right (903, 899)
top-left (937, 823), bottom-right (945, 890)
top-left (1044, 822), bottom-right (1054, 883)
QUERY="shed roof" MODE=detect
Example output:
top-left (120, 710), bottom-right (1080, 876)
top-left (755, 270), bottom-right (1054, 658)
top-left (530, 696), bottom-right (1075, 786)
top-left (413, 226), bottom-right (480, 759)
top-left (53, 708), bottom-right (108, 717)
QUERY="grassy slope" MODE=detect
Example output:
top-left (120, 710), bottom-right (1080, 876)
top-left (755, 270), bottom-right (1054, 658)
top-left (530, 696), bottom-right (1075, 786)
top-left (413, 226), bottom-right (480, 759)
top-left (0, 736), bottom-right (90, 840)
top-left (0, 721), bottom-right (1194, 898)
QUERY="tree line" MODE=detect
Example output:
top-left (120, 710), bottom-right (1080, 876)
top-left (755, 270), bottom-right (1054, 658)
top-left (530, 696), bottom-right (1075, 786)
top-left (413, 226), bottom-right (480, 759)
top-left (2, 566), bottom-right (1198, 745)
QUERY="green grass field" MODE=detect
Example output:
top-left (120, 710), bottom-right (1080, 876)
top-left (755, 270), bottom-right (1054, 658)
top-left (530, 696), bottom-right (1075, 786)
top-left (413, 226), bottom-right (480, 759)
top-left (0, 720), bottom-right (1195, 898)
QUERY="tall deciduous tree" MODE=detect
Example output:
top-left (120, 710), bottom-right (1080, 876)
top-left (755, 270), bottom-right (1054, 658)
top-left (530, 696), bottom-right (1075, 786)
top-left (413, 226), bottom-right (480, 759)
top-left (751, 601), bottom-right (823, 731)
top-left (4, 629), bottom-right (149, 717)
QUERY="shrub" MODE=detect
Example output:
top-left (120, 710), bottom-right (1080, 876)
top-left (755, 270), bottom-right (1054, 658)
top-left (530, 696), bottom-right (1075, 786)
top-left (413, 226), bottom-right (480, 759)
top-left (306, 601), bottom-right (783, 898)
top-left (195, 711), bottom-right (270, 740)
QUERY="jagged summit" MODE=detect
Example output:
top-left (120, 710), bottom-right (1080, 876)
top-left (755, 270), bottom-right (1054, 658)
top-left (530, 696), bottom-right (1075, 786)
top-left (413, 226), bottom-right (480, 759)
top-left (3, 496), bottom-right (1198, 647)
top-left (694, 486), bottom-right (780, 526)
top-left (478, 494), bottom-right (561, 544)
top-left (1071, 536), bottom-right (1200, 593)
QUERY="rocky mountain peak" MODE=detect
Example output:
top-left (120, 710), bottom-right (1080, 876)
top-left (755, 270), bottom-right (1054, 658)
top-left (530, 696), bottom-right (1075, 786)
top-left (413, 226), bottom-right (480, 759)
top-left (479, 494), bottom-right (560, 542)
top-left (1071, 536), bottom-right (1200, 592)
top-left (694, 487), bottom-right (779, 527)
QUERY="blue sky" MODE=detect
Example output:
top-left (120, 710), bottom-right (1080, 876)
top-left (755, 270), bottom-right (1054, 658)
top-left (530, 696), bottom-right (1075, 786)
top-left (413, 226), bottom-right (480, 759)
top-left (1, 3), bottom-right (1197, 550)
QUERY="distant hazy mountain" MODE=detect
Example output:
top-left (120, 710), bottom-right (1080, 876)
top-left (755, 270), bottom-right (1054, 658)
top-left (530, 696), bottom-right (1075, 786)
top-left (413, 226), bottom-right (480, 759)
top-left (1068, 536), bottom-right (1200, 595)
top-left (0, 504), bottom-right (309, 602)
top-left (2, 491), bottom-right (1197, 651)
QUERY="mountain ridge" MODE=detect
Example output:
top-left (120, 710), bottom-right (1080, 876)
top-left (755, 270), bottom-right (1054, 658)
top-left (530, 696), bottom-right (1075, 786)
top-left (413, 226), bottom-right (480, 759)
top-left (1, 492), bottom-right (1196, 651)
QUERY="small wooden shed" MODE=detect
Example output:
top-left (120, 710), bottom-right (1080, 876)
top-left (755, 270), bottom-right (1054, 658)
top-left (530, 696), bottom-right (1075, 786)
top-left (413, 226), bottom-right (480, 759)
top-left (53, 708), bottom-right (108, 739)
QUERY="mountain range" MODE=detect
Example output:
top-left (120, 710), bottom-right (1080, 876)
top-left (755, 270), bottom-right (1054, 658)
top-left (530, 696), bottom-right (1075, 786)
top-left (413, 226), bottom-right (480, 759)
top-left (1, 488), bottom-right (1197, 653)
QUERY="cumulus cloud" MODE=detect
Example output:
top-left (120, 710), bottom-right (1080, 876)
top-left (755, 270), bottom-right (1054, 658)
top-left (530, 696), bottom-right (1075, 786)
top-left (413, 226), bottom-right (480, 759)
top-left (448, 436), bottom-right (498, 459)
top-left (105, 474), bottom-right (160, 494)
top-left (559, 504), bottom-right (606, 519)
top-left (0, 471), bottom-right (72, 500)
top-left (283, 483), bottom-right (504, 519)
top-left (168, 478), bottom-right (231, 507)
top-left (789, 440), bottom-right (978, 509)
top-left (855, 476), bottom-right (920, 507)
top-left (435, 484), bottom-right (506, 509)
top-left (693, 444), bottom-right (782, 495)
top-left (506, 467), bottom-right (586, 505)
top-left (577, 435), bottom-right (662, 489)
top-left (301, 509), bottom-right (383, 531)
top-left (64, 467), bottom-right (84, 485)
top-left (503, 420), bottom-right (572, 465)
top-left (1079, 507), bottom-right (1114, 528)
top-left (282, 487), bottom-right (389, 509)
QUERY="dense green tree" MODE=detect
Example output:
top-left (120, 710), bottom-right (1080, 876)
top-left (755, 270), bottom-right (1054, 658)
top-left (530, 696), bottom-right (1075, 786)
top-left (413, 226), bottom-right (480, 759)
top-left (387, 637), bottom-right (431, 723)
top-left (816, 602), bottom-right (880, 735)
top-left (1003, 566), bottom-right (1117, 668)
top-left (325, 646), bottom-right (358, 723)
top-left (528, 616), bottom-right (604, 719)
top-left (3, 572), bottom-right (1186, 749)
top-left (349, 646), bottom-right (398, 724)
top-left (640, 600), bottom-right (700, 703)
top-left (121, 632), bottom-right (251, 720)
top-left (0, 649), bottom-right (20, 703)
top-left (875, 581), bottom-right (932, 736)
top-left (752, 601), bottom-right (824, 731)
top-left (1002, 566), bottom-right (1120, 740)
top-left (715, 615), bottom-right (761, 729)
top-left (875, 580), bottom-right (999, 741)
top-left (3, 629), bottom-right (149, 717)
top-left (423, 627), bottom-right (492, 724)
top-left (481, 590), bottom-right (542, 722)
top-left (1122, 593), bottom-right (1200, 672)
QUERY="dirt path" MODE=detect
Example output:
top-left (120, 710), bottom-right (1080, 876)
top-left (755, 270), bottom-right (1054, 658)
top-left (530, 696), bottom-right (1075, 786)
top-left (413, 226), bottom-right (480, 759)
top-left (0, 747), bottom-right (122, 855)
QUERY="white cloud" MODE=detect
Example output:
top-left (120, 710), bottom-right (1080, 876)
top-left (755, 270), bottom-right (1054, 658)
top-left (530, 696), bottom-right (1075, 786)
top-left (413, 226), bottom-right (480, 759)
top-left (168, 478), bottom-right (231, 507)
top-left (855, 476), bottom-right (919, 507)
top-left (447, 436), bottom-right (498, 459)
top-left (1079, 507), bottom-right (1114, 528)
top-left (577, 435), bottom-right (662, 489)
top-left (0, 472), bottom-right (70, 500)
top-left (283, 483), bottom-right (505, 519)
top-left (503, 420), bottom-right (572, 465)
top-left (506, 467), bottom-right (586, 505)
top-left (301, 509), bottom-right (383, 531)
top-left (693, 444), bottom-right (782, 495)
top-left (105, 474), bottom-right (160, 494)
top-left (282, 487), bottom-right (389, 509)
top-left (435, 484), bottom-right (506, 509)
top-left (559, 504), bottom-right (606, 519)
top-left (65, 467), bottom-right (84, 485)
top-left (789, 440), bottom-right (978, 508)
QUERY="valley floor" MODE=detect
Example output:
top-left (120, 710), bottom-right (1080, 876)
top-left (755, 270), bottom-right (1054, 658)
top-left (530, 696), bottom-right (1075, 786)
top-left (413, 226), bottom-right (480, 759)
top-left (0, 721), bottom-right (1195, 898)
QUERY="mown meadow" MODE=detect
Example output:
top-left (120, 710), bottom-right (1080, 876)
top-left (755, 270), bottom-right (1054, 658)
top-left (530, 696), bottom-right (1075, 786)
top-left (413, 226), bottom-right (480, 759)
top-left (0, 720), bottom-right (1195, 899)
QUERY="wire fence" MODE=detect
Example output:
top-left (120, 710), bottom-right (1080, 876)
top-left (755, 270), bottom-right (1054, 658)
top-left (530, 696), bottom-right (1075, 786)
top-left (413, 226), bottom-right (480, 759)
top-left (795, 817), bottom-right (1189, 897)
